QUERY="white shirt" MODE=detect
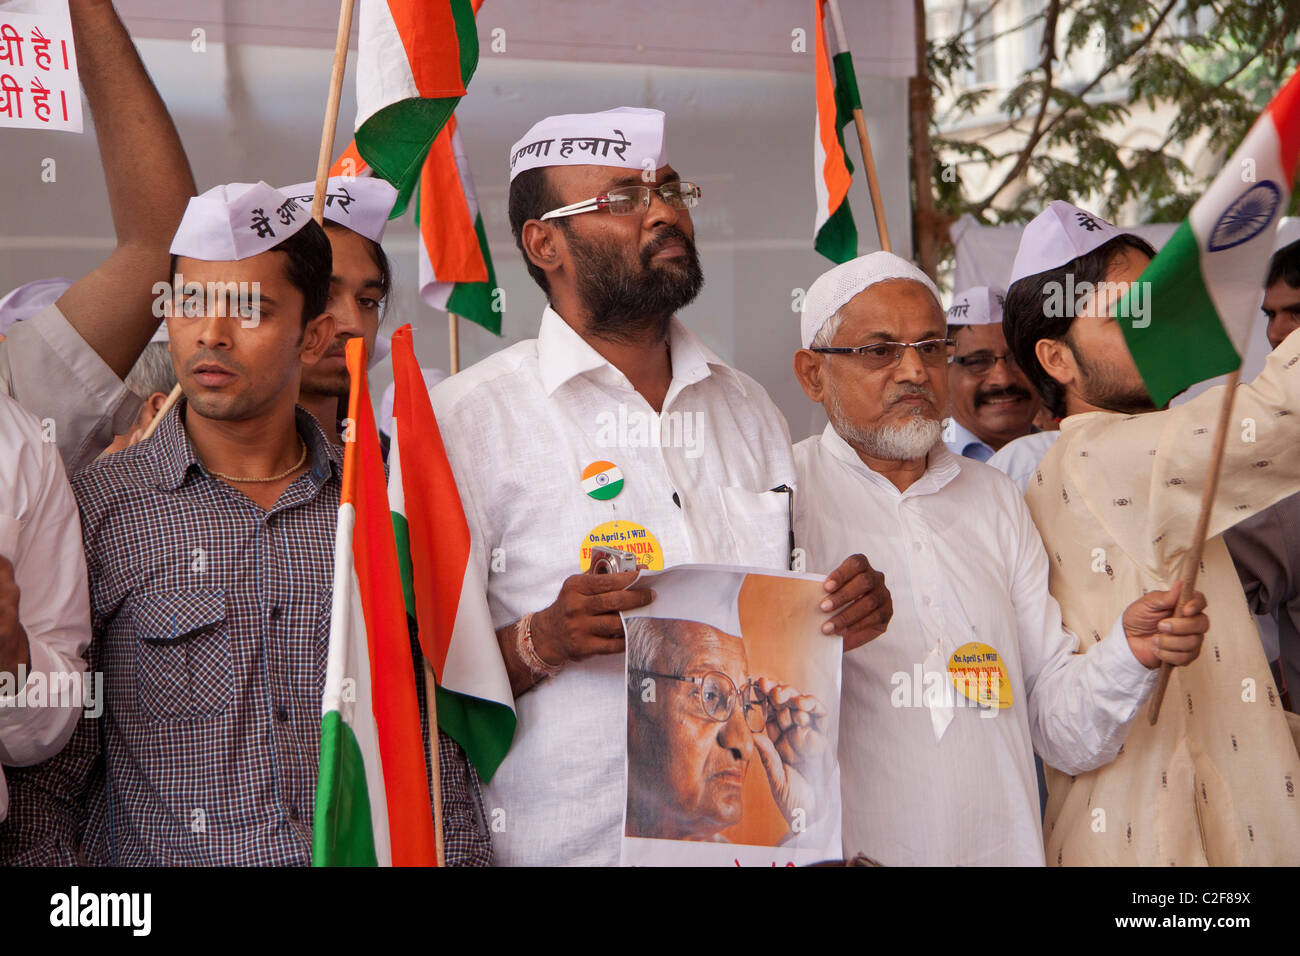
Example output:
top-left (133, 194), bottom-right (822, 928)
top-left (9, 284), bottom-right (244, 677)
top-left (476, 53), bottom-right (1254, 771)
top-left (430, 307), bottom-right (795, 866)
top-left (0, 394), bottom-right (93, 821)
top-left (986, 430), bottom-right (1061, 493)
top-left (793, 424), bottom-right (1155, 866)
top-left (0, 303), bottom-right (140, 473)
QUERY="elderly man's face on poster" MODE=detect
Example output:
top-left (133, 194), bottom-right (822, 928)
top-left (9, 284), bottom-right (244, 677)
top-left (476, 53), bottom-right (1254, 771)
top-left (627, 620), bottom-right (760, 841)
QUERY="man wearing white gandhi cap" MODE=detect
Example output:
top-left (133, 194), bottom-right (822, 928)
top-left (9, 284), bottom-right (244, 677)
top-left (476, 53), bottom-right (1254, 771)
top-left (428, 106), bottom-right (891, 866)
top-left (278, 176), bottom-right (399, 443)
top-left (1002, 200), bottom-right (1300, 865)
top-left (790, 250), bottom-right (1209, 865)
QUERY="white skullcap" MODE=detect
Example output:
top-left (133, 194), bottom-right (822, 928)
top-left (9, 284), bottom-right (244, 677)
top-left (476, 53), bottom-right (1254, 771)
top-left (0, 277), bottom-right (71, 334)
top-left (170, 182), bottom-right (310, 261)
top-left (1008, 200), bottom-right (1128, 286)
top-left (508, 107), bottom-right (666, 182)
top-left (946, 285), bottom-right (1005, 327)
top-left (1274, 217), bottom-right (1300, 252)
top-left (278, 177), bottom-right (398, 244)
top-left (801, 251), bottom-right (942, 349)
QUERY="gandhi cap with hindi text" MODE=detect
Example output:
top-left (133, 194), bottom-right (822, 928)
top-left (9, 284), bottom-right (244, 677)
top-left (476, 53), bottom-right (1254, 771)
top-left (1007, 200), bottom-right (1135, 287)
top-left (508, 107), bottom-right (667, 182)
top-left (800, 252), bottom-right (942, 349)
top-left (277, 177), bottom-right (398, 244)
top-left (946, 285), bottom-right (1006, 327)
top-left (169, 181), bottom-right (310, 261)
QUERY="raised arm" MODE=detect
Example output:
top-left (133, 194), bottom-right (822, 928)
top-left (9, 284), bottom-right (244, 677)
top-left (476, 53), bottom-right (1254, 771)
top-left (54, 0), bottom-right (195, 379)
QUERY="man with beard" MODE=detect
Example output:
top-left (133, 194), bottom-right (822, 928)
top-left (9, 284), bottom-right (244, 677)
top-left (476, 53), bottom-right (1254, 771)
top-left (942, 285), bottom-right (1044, 461)
top-left (790, 251), bottom-right (1207, 865)
top-left (1003, 201), bottom-right (1300, 865)
top-left (428, 107), bottom-right (890, 866)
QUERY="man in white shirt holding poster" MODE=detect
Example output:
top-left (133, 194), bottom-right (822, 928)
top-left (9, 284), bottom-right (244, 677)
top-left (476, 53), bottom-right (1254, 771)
top-left (430, 107), bottom-right (891, 866)
top-left (790, 252), bottom-right (1210, 865)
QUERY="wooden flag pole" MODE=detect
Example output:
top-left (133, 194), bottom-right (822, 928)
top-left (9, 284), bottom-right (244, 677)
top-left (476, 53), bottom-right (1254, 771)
top-left (424, 658), bottom-right (446, 865)
top-left (139, 382), bottom-right (183, 442)
top-left (449, 313), bottom-right (461, 374)
top-left (826, 0), bottom-right (892, 253)
top-left (311, 0), bottom-right (357, 224)
top-left (1148, 368), bottom-right (1241, 724)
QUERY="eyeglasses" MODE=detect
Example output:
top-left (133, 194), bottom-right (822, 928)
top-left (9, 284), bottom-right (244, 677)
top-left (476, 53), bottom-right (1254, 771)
top-left (810, 338), bottom-right (954, 371)
top-left (951, 350), bottom-right (1018, 376)
top-left (630, 669), bottom-right (767, 733)
top-left (539, 181), bottom-right (702, 221)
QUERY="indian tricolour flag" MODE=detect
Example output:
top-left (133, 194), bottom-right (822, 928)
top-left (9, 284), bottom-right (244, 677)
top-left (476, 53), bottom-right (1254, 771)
top-left (353, 0), bottom-right (478, 214)
top-left (1120, 67), bottom-right (1300, 407)
top-left (417, 114), bottom-right (501, 335)
top-left (389, 324), bottom-right (515, 780)
top-left (812, 0), bottom-right (859, 264)
top-left (314, 337), bottom-right (438, 867)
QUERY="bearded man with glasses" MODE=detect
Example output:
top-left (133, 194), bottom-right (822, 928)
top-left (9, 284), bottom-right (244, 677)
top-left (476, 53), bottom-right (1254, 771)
top-left (790, 252), bottom-right (1210, 866)
top-left (427, 108), bottom-right (891, 866)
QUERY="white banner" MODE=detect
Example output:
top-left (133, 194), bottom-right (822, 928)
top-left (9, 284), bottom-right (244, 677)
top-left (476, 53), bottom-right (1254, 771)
top-left (0, 1), bottom-right (81, 132)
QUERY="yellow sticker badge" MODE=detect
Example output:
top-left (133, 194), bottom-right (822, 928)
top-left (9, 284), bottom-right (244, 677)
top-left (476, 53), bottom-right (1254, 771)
top-left (948, 642), bottom-right (1013, 709)
top-left (579, 520), bottom-right (664, 571)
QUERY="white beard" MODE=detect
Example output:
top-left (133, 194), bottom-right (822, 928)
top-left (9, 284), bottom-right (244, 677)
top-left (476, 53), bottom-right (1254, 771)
top-left (827, 385), bottom-right (943, 462)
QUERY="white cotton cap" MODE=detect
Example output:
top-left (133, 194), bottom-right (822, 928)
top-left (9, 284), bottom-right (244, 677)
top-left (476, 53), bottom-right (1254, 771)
top-left (946, 285), bottom-right (1006, 327)
top-left (170, 182), bottom-right (310, 261)
top-left (1274, 217), bottom-right (1300, 252)
top-left (800, 251), bottom-right (942, 348)
top-left (278, 177), bottom-right (398, 244)
top-left (1008, 200), bottom-right (1127, 287)
top-left (508, 107), bottom-right (667, 182)
top-left (0, 277), bottom-right (71, 334)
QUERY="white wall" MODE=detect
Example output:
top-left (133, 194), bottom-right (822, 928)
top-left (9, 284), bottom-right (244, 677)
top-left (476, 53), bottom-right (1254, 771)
top-left (0, 4), bottom-right (914, 442)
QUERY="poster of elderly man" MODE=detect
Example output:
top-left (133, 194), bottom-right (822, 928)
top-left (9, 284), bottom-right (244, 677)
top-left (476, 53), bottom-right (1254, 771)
top-left (621, 565), bottom-right (842, 866)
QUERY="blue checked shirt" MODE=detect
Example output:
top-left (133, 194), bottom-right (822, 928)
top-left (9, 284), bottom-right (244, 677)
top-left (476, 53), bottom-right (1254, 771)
top-left (1, 401), bottom-right (492, 866)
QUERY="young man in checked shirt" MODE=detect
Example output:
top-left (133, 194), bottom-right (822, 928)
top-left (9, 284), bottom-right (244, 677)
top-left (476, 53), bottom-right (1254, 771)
top-left (0, 182), bottom-right (489, 866)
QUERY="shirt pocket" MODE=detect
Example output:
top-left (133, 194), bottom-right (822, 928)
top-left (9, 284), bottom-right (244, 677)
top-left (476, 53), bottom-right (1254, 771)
top-left (132, 588), bottom-right (233, 722)
top-left (717, 485), bottom-right (792, 570)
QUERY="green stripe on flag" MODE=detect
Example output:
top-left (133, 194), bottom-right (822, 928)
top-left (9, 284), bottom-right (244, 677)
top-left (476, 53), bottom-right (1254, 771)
top-left (394, 511), bottom-right (417, 619)
top-left (815, 198), bottom-right (859, 265)
top-left (433, 685), bottom-right (515, 783)
top-left (1118, 220), bottom-right (1241, 407)
top-left (832, 51), bottom-right (863, 129)
top-left (313, 711), bottom-right (378, 867)
top-left (445, 215), bottom-right (502, 334)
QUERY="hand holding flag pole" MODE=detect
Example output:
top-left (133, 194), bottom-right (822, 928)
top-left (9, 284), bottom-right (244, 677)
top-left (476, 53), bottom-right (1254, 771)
top-left (825, 0), bottom-right (891, 253)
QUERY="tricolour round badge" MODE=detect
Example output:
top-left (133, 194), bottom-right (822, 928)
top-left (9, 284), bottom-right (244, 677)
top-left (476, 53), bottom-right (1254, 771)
top-left (582, 460), bottom-right (624, 500)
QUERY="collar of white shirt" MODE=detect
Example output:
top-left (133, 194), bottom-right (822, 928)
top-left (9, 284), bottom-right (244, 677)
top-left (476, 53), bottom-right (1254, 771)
top-left (535, 306), bottom-right (748, 399)
top-left (818, 421), bottom-right (963, 499)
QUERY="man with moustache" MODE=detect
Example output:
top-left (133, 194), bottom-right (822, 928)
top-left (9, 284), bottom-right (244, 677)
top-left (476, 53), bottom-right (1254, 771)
top-left (791, 251), bottom-right (1209, 866)
top-left (429, 107), bottom-right (890, 866)
top-left (624, 618), bottom-right (830, 844)
top-left (1003, 201), bottom-right (1300, 865)
top-left (942, 285), bottom-right (1044, 461)
top-left (48, 182), bottom-right (338, 863)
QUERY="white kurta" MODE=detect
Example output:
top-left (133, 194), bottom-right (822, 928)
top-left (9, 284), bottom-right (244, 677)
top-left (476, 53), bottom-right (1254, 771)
top-left (794, 425), bottom-right (1155, 865)
top-left (431, 307), bottom-right (796, 866)
top-left (0, 394), bottom-right (93, 821)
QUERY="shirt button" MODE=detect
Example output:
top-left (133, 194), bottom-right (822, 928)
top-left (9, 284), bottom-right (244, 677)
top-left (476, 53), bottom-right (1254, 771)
top-left (270, 607), bottom-right (282, 621)
top-left (913, 541), bottom-right (923, 552)
top-left (923, 596), bottom-right (933, 607)
top-left (289, 806), bottom-right (300, 821)
top-left (276, 706), bottom-right (289, 722)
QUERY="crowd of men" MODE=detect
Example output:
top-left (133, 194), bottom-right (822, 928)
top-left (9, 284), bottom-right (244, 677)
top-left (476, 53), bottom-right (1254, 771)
top-left (1, 3), bottom-right (1297, 867)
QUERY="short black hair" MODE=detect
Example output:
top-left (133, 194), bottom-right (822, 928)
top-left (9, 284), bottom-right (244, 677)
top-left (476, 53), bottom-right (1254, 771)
top-left (169, 218), bottom-right (332, 326)
top-left (1003, 233), bottom-right (1157, 417)
top-left (1267, 239), bottom-right (1300, 290)
top-left (508, 166), bottom-right (564, 295)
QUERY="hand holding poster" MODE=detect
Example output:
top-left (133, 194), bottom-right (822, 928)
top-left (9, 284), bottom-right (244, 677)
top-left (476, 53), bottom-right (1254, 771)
top-left (0, 0), bottom-right (82, 132)
top-left (621, 565), bottom-right (842, 866)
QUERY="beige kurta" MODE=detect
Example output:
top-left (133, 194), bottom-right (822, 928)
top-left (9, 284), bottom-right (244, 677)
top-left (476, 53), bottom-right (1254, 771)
top-left (1026, 331), bottom-right (1300, 865)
